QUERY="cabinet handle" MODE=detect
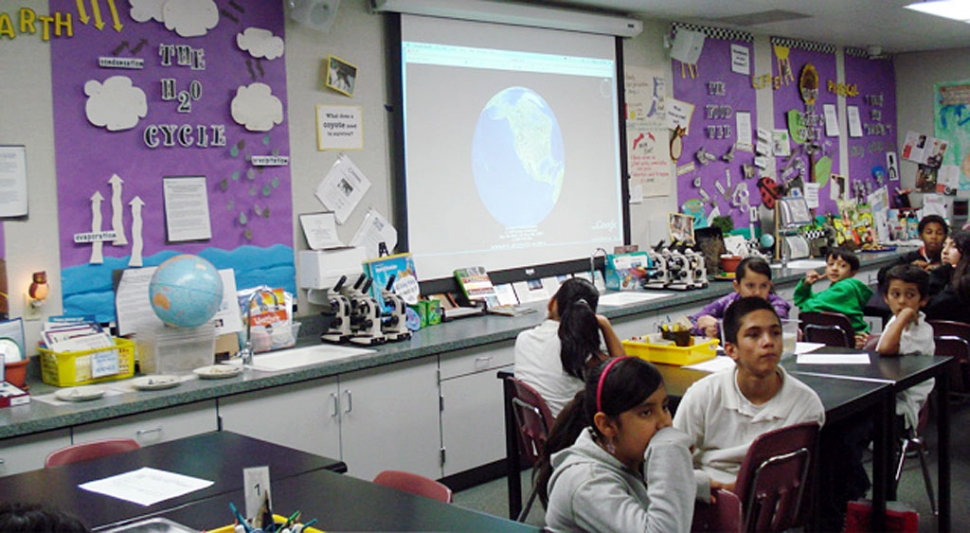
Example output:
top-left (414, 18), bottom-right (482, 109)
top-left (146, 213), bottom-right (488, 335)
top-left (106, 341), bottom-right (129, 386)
top-left (136, 426), bottom-right (163, 436)
top-left (329, 392), bottom-right (339, 418)
top-left (474, 356), bottom-right (492, 369)
top-left (344, 390), bottom-right (353, 413)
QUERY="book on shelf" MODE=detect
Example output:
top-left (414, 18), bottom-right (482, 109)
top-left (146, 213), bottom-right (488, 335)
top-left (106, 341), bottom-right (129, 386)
top-left (453, 266), bottom-right (501, 308)
top-left (363, 253), bottom-right (420, 313)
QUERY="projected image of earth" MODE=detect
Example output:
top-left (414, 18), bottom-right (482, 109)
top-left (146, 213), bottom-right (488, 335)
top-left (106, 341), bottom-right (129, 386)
top-left (472, 87), bottom-right (564, 227)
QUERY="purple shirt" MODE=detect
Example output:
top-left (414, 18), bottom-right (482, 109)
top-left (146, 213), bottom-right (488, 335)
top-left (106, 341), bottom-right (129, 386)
top-left (688, 292), bottom-right (792, 336)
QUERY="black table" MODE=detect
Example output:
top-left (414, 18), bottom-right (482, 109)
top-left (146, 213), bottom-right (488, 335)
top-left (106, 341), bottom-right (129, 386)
top-left (0, 431), bottom-right (346, 530)
top-left (783, 351), bottom-right (953, 532)
top-left (157, 467), bottom-right (540, 532)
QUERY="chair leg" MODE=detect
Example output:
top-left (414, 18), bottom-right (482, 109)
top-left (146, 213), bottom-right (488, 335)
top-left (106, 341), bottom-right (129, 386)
top-left (518, 485), bottom-right (538, 522)
top-left (914, 440), bottom-right (938, 516)
top-left (894, 438), bottom-right (910, 487)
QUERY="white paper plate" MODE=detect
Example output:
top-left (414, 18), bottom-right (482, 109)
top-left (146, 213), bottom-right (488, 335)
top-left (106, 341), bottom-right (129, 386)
top-left (55, 386), bottom-right (106, 402)
top-left (193, 365), bottom-right (243, 380)
top-left (132, 375), bottom-right (181, 391)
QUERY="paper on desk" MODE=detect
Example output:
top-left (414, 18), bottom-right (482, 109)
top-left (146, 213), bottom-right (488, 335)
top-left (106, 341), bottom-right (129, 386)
top-left (79, 467), bottom-right (213, 506)
top-left (684, 355), bottom-right (736, 373)
top-left (795, 342), bottom-right (825, 354)
top-left (796, 352), bottom-right (871, 365)
top-left (598, 292), bottom-right (670, 307)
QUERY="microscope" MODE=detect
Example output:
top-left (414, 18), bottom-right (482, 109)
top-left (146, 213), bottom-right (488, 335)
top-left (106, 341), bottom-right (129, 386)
top-left (664, 248), bottom-right (692, 290)
top-left (349, 277), bottom-right (386, 345)
top-left (321, 276), bottom-right (352, 344)
top-left (643, 245), bottom-right (670, 289)
top-left (683, 248), bottom-right (709, 289)
top-left (380, 275), bottom-right (411, 342)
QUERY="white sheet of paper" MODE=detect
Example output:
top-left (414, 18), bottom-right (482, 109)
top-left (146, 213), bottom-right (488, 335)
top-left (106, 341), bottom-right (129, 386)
top-left (349, 209), bottom-right (397, 259)
top-left (730, 44), bottom-right (750, 75)
top-left (315, 155), bottom-right (371, 224)
top-left (115, 267), bottom-right (164, 336)
top-left (211, 270), bottom-right (242, 336)
top-left (0, 146), bottom-right (28, 217)
top-left (847, 106), bottom-right (863, 137)
top-left (795, 342), bottom-right (825, 354)
top-left (79, 467), bottom-right (214, 507)
top-left (684, 355), bottom-right (736, 373)
top-left (735, 112), bottom-right (752, 147)
top-left (163, 177), bottom-right (211, 242)
top-left (598, 291), bottom-right (671, 306)
top-left (823, 104), bottom-right (840, 137)
top-left (666, 98), bottom-right (694, 134)
top-left (300, 212), bottom-right (344, 250)
top-left (804, 182), bottom-right (820, 209)
top-left (796, 352), bottom-right (871, 365)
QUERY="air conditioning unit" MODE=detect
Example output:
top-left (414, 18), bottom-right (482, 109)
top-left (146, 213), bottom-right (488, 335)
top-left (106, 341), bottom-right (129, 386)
top-left (370, 0), bottom-right (643, 38)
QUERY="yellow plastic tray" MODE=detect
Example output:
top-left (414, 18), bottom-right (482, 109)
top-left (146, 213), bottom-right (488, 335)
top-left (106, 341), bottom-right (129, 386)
top-left (622, 336), bottom-right (719, 366)
top-left (38, 338), bottom-right (136, 387)
top-left (209, 514), bottom-right (324, 533)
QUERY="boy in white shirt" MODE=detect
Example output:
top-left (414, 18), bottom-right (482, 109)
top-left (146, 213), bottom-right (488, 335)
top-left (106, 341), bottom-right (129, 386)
top-left (672, 297), bottom-right (825, 501)
top-left (876, 264), bottom-right (936, 432)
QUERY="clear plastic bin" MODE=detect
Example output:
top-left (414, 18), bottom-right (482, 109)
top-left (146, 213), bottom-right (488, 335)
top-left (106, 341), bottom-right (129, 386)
top-left (137, 323), bottom-right (216, 374)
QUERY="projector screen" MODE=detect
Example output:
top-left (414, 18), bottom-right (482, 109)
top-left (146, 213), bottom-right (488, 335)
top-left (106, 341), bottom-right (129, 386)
top-left (396, 14), bottom-right (627, 282)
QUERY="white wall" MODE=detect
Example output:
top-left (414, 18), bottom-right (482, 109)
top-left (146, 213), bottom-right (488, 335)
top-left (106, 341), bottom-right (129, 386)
top-left (894, 46), bottom-right (970, 207)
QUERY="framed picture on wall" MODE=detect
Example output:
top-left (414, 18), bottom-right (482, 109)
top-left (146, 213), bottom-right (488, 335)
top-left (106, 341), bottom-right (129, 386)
top-left (668, 212), bottom-right (694, 244)
top-left (325, 55), bottom-right (357, 97)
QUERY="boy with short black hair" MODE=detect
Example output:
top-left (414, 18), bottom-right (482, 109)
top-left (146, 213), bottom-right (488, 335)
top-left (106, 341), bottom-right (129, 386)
top-left (877, 264), bottom-right (936, 431)
top-left (673, 297), bottom-right (824, 501)
top-left (794, 247), bottom-right (873, 348)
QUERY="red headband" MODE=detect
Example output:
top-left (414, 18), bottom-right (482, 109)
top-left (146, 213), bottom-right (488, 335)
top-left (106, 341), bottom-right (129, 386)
top-left (596, 357), bottom-right (629, 413)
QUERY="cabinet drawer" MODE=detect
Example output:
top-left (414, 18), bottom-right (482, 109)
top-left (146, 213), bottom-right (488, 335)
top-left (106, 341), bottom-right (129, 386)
top-left (0, 430), bottom-right (72, 476)
top-left (440, 342), bottom-right (514, 380)
top-left (72, 401), bottom-right (217, 447)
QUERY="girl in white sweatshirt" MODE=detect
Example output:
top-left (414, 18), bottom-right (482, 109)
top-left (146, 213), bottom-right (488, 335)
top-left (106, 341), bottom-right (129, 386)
top-left (537, 357), bottom-right (695, 533)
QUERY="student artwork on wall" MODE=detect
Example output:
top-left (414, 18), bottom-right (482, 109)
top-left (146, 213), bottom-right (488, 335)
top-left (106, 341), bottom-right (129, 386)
top-left (771, 37), bottom-right (840, 216)
top-left (934, 79), bottom-right (970, 191)
top-left (844, 50), bottom-right (897, 203)
top-left (671, 24), bottom-right (757, 231)
top-left (49, 1), bottom-right (294, 322)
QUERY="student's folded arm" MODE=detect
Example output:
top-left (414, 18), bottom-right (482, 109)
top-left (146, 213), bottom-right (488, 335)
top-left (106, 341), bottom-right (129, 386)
top-left (792, 279), bottom-right (813, 306)
top-left (643, 427), bottom-right (696, 533)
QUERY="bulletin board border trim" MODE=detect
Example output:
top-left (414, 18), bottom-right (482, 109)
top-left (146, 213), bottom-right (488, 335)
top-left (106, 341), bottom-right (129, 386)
top-left (672, 22), bottom-right (752, 43)
top-left (769, 36), bottom-right (836, 54)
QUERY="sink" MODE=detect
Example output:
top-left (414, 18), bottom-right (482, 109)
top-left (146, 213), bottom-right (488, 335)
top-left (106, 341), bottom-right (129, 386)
top-left (230, 344), bottom-right (374, 372)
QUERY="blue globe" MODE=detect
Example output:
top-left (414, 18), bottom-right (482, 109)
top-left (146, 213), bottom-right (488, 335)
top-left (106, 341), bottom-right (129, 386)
top-left (149, 255), bottom-right (224, 328)
top-left (472, 87), bottom-right (564, 227)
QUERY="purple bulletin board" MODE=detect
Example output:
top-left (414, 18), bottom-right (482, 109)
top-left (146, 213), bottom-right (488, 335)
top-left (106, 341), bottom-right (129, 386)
top-left (672, 25), bottom-right (758, 232)
top-left (771, 38), bottom-right (840, 216)
top-left (844, 53), bottom-right (897, 194)
top-left (50, 0), bottom-right (293, 321)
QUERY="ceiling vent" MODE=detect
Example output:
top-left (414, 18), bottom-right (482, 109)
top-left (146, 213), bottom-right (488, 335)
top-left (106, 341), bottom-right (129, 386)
top-left (715, 10), bottom-right (811, 27)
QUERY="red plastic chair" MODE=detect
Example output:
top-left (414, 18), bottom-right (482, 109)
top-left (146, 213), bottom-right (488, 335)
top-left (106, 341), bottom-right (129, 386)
top-left (928, 320), bottom-right (970, 393)
top-left (691, 488), bottom-right (742, 533)
top-left (45, 438), bottom-right (140, 467)
top-left (799, 311), bottom-right (855, 348)
top-left (373, 470), bottom-right (453, 503)
top-left (732, 421), bottom-right (820, 533)
top-left (507, 376), bottom-right (555, 522)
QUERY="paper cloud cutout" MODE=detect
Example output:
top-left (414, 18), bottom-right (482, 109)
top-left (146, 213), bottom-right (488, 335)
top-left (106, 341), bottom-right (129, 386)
top-left (163, 0), bottom-right (219, 37)
top-left (231, 83), bottom-right (284, 132)
top-left (85, 76), bottom-right (148, 131)
top-left (128, 0), bottom-right (164, 23)
top-left (237, 28), bottom-right (285, 60)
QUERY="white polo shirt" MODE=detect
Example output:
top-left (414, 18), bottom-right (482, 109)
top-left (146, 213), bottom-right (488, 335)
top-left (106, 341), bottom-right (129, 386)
top-left (513, 319), bottom-right (584, 418)
top-left (672, 365), bottom-right (825, 496)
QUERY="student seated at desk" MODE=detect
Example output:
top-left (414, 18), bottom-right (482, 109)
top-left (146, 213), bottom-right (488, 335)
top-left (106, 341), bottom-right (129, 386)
top-left (0, 502), bottom-right (89, 533)
top-left (877, 214), bottom-right (949, 292)
top-left (539, 357), bottom-right (695, 533)
top-left (514, 278), bottom-right (624, 417)
top-left (672, 297), bottom-right (825, 502)
top-left (689, 256), bottom-right (790, 338)
top-left (876, 264), bottom-right (935, 433)
top-left (925, 230), bottom-right (970, 323)
top-left (793, 247), bottom-right (873, 348)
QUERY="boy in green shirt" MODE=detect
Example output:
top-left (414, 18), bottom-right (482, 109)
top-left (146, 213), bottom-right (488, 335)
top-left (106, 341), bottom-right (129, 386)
top-left (794, 247), bottom-right (873, 348)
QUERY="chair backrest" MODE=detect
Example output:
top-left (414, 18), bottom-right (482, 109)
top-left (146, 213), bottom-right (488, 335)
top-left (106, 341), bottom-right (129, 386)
top-left (800, 311), bottom-right (854, 348)
top-left (45, 438), bottom-right (140, 467)
top-left (733, 421), bottom-right (820, 533)
top-left (692, 489), bottom-right (742, 533)
top-left (509, 377), bottom-right (556, 466)
top-left (927, 319), bottom-right (970, 338)
top-left (933, 334), bottom-right (970, 392)
top-left (373, 470), bottom-right (453, 503)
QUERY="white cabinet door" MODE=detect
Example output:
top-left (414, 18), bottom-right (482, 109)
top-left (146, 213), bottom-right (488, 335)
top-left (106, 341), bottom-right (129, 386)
top-left (218, 377), bottom-right (340, 461)
top-left (0, 430), bottom-right (72, 476)
top-left (338, 357), bottom-right (440, 481)
top-left (72, 401), bottom-right (217, 446)
top-left (440, 363), bottom-right (511, 477)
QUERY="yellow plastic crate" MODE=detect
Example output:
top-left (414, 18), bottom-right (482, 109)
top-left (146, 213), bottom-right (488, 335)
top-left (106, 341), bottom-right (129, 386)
top-left (209, 514), bottom-right (323, 533)
top-left (622, 336), bottom-right (719, 366)
top-left (39, 338), bottom-right (136, 387)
